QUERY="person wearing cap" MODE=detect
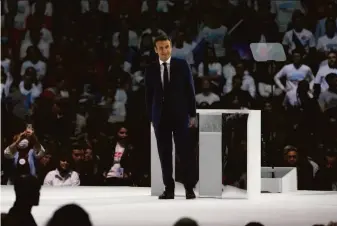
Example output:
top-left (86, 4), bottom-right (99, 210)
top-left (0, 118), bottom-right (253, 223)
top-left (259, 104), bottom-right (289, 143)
top-left (3, 129), bottom-right (45, 184)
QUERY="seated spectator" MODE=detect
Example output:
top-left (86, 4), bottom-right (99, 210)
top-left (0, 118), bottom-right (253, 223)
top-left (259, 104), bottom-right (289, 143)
top-left (102, 124), bottom-right (135, 186)
top-left (315, 2), bottom-right (337, 39)
top-left (81, 0), bottom-right (109, 14)
top-left (31, 0), bottom-right (53, 17)
top-left (24, 16), bottom-right (53, 44)
top-left (171, 31), bottom-right (194, 65)
top-left (1, 66), bottom-right (13, 99)
top-left (282, 10), bottom-right (315, 56)
top-left (318, 73), bottom-right (337, 112)
top-left (20, 28), bottom-right (50, 60)
top-left (220, 75), bottom-right (253, 109)
top-left (9, 67), bottom-right (42, 120)
top-left (140, 18), bottom-right (167, 44)
top-left (314, 51), bottom-right (337, 96)
top-left (112, 18), bottom-right (138, 49)
top-left (99, 87), bottom-right (126, 124)
top-left (2, 174), bottom-right (41, 226)
top-left (3, 129), bottom-right (45, 184)
top-left (282, 145), bottom-right (315, 190)
top-left (198, 46), bottom-right (222, 83)
top-left (314, 149), bottom-right (337, 191)
top-left (316, 20), bottom-right (337, 57)
top-left (223, 61), bottom-right (256, 98)
top-left (197, 13), bottom-right (228, 58)
top-left (70, 144), bottom-right (84, 174)
top-left (195, 79), bottom-right (220, 107)
top-left (46, 204), bottom-right (92, 226)
top-left (80, 145), bottom-right (101, 186)
top-left (274, 48), bottom-right (314, 93)
top-left (44, 152), bottom-right (80, 186)
top-left (21, 46), bottom-right (47, 80)
top-left (36, 151), bottom-right (54, 185)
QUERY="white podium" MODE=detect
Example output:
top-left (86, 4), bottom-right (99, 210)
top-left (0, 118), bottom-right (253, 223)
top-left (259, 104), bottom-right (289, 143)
top-left (261, 167), bottom-right (298, 193)
top-left (151, 109), bottom-right (261, 199)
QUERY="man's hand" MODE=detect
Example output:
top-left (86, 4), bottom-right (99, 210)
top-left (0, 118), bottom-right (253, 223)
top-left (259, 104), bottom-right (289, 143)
top-left (188, 117), bottom-right (197, 128)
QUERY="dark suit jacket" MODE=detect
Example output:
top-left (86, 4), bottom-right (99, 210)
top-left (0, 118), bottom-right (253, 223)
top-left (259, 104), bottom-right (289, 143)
top-left (145, 57), bottom-right (196, 128)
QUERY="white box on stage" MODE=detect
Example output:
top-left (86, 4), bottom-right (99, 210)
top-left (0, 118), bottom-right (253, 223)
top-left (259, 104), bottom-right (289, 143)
top-left (261, 167), bottom-right (298, 193)
top-left (150, 109), bottom-right (261, 199)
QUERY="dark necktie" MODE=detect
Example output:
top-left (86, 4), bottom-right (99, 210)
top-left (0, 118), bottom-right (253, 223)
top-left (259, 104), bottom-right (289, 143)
top-left (163, 62), bottom-right (169, 92)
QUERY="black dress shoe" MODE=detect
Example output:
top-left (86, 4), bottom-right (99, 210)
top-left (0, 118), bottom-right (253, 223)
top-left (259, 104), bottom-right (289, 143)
top-left (185, 190), bottom-right (196, 199)
top-left (158, 191), bottom-right (174, 199)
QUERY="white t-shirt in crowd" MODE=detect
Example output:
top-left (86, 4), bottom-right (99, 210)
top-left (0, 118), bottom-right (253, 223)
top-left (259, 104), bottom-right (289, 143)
top-left (44, 169), bottom-right (80, 186)
top-left (283, 89), bottom-right (313, 107)
top-left (1, 58), bottom-right (12, 76)
top-left (4, 0), bottom-right (30, 30)
top-left (195, 92), bottom-right (220, 106)
top-left (316, 35), bottom-right (337, 53)
top-left (198, 62), bottom-right (222, 77)
top-left (81, 0), bottom-right (109, 13)
top-left (270, 0), bottom-right (305, 32)
top-left (24, 28), bottom-right (54, 45)
top-left (31, 2), bottom-right (53, 16)
top-left (112, 30), bottom-right (139, 48)
top-left (20, 60), bottom-right (47, 80)
top-left (20, 40), bottom-right (50, 59)
top-left (198, 25), bottom-right (227, 57)
top-left (274, 63), bottom-right (314, 91)
top-left (107, 143), bottom-right (125, 178)
top-left (223, 72), bottom-right (256, 98)
top-left (141, 0), bottom-right (173, 13)
top-left (282, 29), bottom-right (315, 54)
top-left (315, 65), bottom-right (337, 92)
top-left (172, 42), bottom-right (196, 65)
top-left (318, 89), bottom-right (337, 112)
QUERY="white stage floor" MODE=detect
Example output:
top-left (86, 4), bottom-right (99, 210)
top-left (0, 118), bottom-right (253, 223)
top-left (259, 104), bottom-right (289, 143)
top-left (1, 185), bottom-right (337, 226)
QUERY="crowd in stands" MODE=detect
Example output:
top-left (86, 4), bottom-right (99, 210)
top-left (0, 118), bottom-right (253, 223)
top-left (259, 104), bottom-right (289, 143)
top-left (1, 0), bottom-right (337, 191)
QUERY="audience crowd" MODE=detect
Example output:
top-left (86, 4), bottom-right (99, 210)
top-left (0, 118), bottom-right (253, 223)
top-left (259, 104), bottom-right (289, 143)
top-left (1, 0), bottom-right (337, 192)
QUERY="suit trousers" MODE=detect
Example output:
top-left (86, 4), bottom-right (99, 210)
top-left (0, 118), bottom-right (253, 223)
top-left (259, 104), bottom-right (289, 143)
top-left (154, 106), bottom-right (195, 192)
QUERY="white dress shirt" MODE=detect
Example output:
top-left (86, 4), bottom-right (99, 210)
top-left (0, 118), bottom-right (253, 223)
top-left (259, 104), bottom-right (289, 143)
top-left (159, 57), bottom-right (171, 88)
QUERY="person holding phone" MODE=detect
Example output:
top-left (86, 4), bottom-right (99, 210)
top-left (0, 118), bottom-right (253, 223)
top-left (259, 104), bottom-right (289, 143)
top-left (3, 126), bottom-right (45, 184)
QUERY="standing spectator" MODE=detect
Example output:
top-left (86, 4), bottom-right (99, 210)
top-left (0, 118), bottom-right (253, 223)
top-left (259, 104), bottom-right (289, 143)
top-left (20, 46), bottom-right (47, 80)
top-left (315, 2), bottom-right (337, 39)
top-left (3, 129), bottom-right (45, 184)
top-left (43, 154), bottom-right (80, 186)
top-left (274, 48), bottom-right (314, 93)
top-left (314, 51), bottom-right (337, 96)
top-left (318, 73), bottom-right (337, 112)
top-left (316, 20), bottom-right (337, 56)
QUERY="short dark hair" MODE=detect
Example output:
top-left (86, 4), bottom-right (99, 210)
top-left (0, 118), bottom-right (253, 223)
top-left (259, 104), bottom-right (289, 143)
top-left (325, 73), bottom-right (337, 84)
top-left (153, 35), bottom-right (171, 47)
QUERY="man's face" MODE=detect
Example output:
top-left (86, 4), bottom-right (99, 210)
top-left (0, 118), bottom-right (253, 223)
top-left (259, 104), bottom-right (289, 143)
top-left (327, 52), bottom-right (337, 66)
top-left (293, 53), bottom-right (302, 64)
top-left (155, 40), bottom-right (172, 62)
top-left (326, 156), bottom-right (336, 169)
top-left (72, 149), bottom-right (84, 163)
top-left (286, 150), bottom-right (298, 166)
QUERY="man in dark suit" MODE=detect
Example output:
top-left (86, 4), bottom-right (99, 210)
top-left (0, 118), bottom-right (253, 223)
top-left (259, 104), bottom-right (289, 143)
top-left (145, 35), bottom-right (197, 199)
